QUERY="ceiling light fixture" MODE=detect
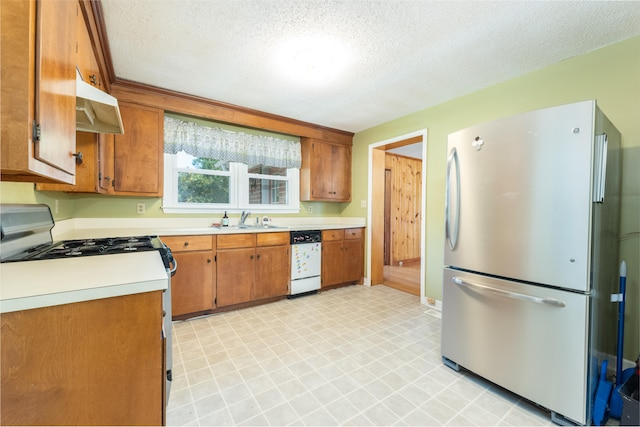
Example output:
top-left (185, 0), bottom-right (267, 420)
top-left (275, 36), bottom-right (348, 87)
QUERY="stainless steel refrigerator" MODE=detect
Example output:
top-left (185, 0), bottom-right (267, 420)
top-left (441, 100), bottom-right (621, 425)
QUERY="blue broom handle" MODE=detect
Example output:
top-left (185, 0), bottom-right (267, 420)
top-left (616, 260), bottom-right (627, 386)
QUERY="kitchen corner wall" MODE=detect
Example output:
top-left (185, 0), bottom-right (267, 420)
top-left (349, 35), bottom-right (640, 362)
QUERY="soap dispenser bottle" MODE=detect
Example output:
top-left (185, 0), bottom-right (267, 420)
top-left (222, 211), bottom-right (229, 227)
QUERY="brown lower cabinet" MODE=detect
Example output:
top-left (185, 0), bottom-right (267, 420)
top-left (322, 228), bottom-right (364, 288)
top-left (217, 232), bottom-right (290, 307)
top-left (164, 229), bottom-right (364, 319)
top-left (0, 291), bottom-right (164, 426)
top-left (160, 235), bottom-right (216, 317)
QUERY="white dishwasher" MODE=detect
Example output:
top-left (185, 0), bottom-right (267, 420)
top-left (289, 230), bottom-right (322, 296)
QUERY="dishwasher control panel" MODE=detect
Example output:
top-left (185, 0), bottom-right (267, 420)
top-left (290, 230), bottom-right (322, 244)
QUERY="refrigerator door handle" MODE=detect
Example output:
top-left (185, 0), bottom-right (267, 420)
top-left (452, 277), bottom-right (566, 307)
top-left (592, 133), bottom-right (608, 203)
top-left (445, 147), bottom-right (460, 250)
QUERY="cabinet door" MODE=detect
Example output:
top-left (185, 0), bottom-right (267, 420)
top-left (113, 103), bottom-right (163, 195)
top-left (0, 292), bottom-right (163, 426)
top-left (253, 245), bottom-right (290, 300)
top-left (343, 238), bottom-right (363, 283)
top-left (321, 240), bottom-right (344, 287)
top-left (310, 142), bottom-right (334, 199)
top-left (330, 144), bottom-right (351, 201)
top-left (76, 6), bottom-right (102, 88)
top-left (35, 132), bottom-right (100, 193)
top-left (217, 248), bottom-right (254, 307)
top-left (171, 251), bottom-right (214, 317)
top-left (34, 0), bottom-right (77, 176)
top-left (98, 133), bottom-right (115, 192)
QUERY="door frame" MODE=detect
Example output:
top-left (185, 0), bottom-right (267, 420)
top-left (366, 129), bottom-right (428, 301)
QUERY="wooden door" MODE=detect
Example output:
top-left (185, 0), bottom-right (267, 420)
top-left (253, 245), bottom-right (290, 300)
top-left (217, 248), bottom-right (254, 307)
top-left (34, 0), bottom-right (76, 175)
top-left (384, 169), bottom-right (392, 265)
top-left (171, 251), bottom-right (214, 316)
top-left (114, 103), bottom-right (163, 195)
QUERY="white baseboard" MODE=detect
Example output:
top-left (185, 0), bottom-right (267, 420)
top-left (422, 297), bottom-right (442, 319)
top-left (422, 296), bottom-right (442, 311)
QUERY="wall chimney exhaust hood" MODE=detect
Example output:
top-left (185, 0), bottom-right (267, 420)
top-left (76, 70), bottom-right (124, 134)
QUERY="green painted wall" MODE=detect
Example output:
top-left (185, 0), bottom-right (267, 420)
top-left (350, 36), bottom-right (640, 362)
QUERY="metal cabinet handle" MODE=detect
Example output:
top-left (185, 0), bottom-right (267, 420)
top-left (452, 277), bottom-right (565, 307)
top-left (73, 152), bottom-right (83, 165)
top-left (445, 147), bottom-right (460, 250)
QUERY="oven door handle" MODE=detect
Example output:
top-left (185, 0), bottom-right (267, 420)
top-left (169, 258), bottom-right (177, 276)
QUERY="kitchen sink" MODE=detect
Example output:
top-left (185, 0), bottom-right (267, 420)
top-left (212, 224), bottom-right (289, 230)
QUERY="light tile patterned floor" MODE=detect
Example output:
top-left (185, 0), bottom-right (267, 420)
top-left (167, 285), bottom-right (554, 426)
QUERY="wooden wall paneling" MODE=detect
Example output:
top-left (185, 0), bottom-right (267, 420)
top-left (385, 153), bottom-right (422, 264)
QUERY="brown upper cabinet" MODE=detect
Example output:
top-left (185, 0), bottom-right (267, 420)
top-left (300, 138), bottom-right (352, 202)
top-left (112, 102), bottom-right (164, 196)
top-left (76, 4), bottom-right (103, 89)
top-left (1, 0), bottom-right (77, 184)
top-left (36, 132), bottom-right (106, 193)
top-left (36, 103), bottom-right (163, 196)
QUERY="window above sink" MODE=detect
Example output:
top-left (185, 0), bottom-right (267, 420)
top-left (162, 114), bottom-right (300, 214)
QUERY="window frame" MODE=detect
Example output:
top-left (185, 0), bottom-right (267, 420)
top-left (162, 153), bottom-right (300, 214)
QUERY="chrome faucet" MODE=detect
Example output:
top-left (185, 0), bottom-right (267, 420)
top-left (239, 211), bottom-right (251, 226)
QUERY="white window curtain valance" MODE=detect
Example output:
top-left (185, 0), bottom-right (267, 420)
top-left (164, 116), bottom-right (301, 169)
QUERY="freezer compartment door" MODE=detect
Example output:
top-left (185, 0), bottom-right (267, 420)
top-left (445, 100), bottom-right (597, 292)
top-left (442, 268), bottom-right (590, 425)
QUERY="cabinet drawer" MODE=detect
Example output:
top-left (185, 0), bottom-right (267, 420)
top-left (217, 233), bottom-right (256, 249)
top-left (256, 232), bottom-right (289, 247)
top-left (344, 228), bottom-right (363, 240)
top-left (161, 235), bottom-right (213, 252)
top-left (322, 229), bottom-right (344, 241)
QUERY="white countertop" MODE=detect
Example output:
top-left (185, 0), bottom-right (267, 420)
top-left (51, 217), bottom-right (366, 240)
top-left (0, 251), bottom-right (168, 313)
top-left (1, 216), bottom-right (365, 313)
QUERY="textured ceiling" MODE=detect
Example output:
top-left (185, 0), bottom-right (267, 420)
top-left (100, 1), bottom-right (640, 133)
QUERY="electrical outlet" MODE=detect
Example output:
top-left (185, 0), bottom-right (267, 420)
top-left (360, 199), bottom-right (367, 208)
top-left (307, 205), bottom-right (312, 214)
top-left (136, 203), bottom-right (145, 214)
